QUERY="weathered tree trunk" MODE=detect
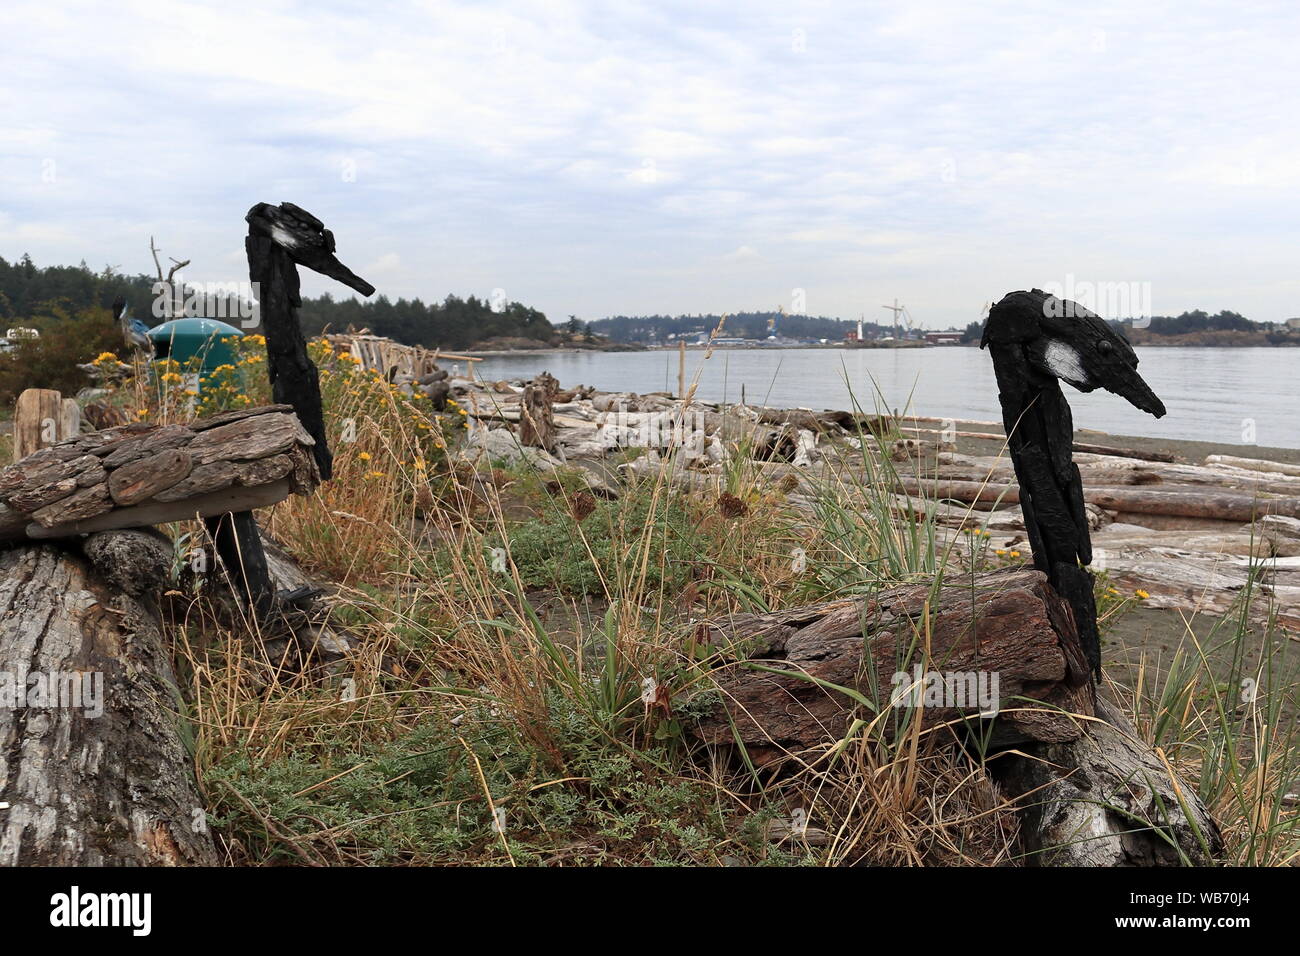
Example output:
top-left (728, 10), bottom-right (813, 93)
top-left (0, 540), bottom-right (218, 865)
top-left (996, 697), bottom-right (1223, 865)
top-left (12, 389), bottom-right (79, 462)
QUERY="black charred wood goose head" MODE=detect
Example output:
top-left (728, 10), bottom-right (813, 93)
top-left (246, 202), bottom-right (376, 296)
top-left (980, 289), bottom-right (1165, 681)
top-left (981, 289), bottom-right (1165, 418)
top-left (244, 202), bottom-right (375, 483)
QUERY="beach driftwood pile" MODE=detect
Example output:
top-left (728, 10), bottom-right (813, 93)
top-left (442, 378), bottom-right (834, 469)
top-left (439, 372), bottom-right (1300, 627)
top-left (693, 568), bottom-right (1222, 866)
top-left (909, 444), bottom-right (1300, 626)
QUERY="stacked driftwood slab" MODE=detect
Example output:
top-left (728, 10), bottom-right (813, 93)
top-left (0, 404), bottom-right (319, 542)
top-left (694, 569), bottom-right (1094, 752)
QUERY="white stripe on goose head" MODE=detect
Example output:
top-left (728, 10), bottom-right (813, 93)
top-left (269, 225), bottom-right (299, 250)
top-left (1042, 339), bottom-right (1090, 387)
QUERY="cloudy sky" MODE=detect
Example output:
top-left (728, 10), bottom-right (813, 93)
top-left (3, 0), bottom-right (1297, 328)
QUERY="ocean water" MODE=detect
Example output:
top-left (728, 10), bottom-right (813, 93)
top-left (462, 346), bottom-right (1299, 449)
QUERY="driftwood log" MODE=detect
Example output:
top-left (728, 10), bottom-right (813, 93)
top-left (691, 568), bottom-right (1222, 865)
top-left (694, 569), bottom-right (1093, 754)
top-left (519, 374), bottom-right (558, 453)
top-left (0, 536), bottom-right (218, 864)
top-left (898, 477), bottom-right (1300, 523)
top-left (0, 405), bottom-right (318, 543)
top-left (11, 388), bottom-right (80, 462)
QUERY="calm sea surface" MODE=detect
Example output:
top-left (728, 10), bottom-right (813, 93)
top-left (461, 347), bottom-right (1299, 450)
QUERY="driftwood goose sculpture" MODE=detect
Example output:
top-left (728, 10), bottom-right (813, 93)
top-left (246, 201), bottom-right (376, 481)
top-left (981, 289), bottom-right (1165, 679)
top-left (206, 202), bottom-right (375, 617)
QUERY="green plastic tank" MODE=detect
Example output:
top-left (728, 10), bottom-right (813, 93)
top-left (147, 318), bottom-right (244, 374)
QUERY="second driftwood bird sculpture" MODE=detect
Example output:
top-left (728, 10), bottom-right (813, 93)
top-left (206, 202), bottom-right (375, 617)
top-left (981, 289), bottom-right (1165, 679)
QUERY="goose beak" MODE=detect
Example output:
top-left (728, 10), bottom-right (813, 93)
top-left (246, 202), bottom-right (376, 297)
top-left (301, 251), bottom-right (376, 297)
top-left (1108, 369), bottom-right (1166, 418)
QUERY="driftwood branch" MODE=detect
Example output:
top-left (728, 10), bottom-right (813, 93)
top-left (519, 373), bottom-right (558, 453)
top-left (149, 236), bottom-right (190, 321)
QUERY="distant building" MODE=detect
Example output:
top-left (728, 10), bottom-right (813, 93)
top-left (0, 327), bottom-right (39, 352)
top-left (1285, 317), bottom-right (1300, 329)
top-left (924, 330), bottom-right (963, 345)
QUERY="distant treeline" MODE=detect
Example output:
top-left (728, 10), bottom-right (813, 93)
top-left (961, 309), bottom-right (1293, 345)
top-left (2, 256), bottom-right (1293, 350)
top-left (1138, 310), bottom-right (1257, 335)
top-left (0, 255), bottom-right (153, 321)
top-left (0, 256), bottom-right (556, 349)
top-left (295, 292), bottom-right (555, 349)
top-left (588, 312), bottom-right (894, 343)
